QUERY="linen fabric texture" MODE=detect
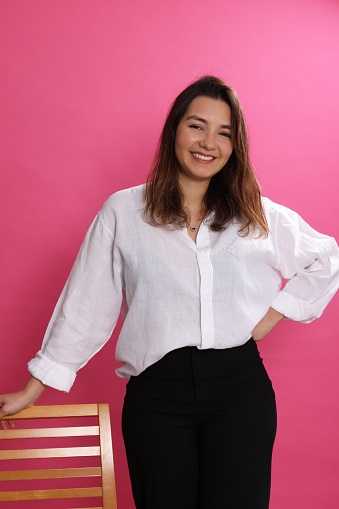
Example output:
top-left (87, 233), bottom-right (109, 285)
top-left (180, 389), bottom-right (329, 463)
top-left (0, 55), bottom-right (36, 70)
top-left (28, 184), bottom-right (339, 392)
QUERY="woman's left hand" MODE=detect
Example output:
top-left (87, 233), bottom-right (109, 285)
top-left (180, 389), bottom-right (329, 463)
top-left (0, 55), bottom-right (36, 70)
top-left (251, 307), bottom-right (285, 342)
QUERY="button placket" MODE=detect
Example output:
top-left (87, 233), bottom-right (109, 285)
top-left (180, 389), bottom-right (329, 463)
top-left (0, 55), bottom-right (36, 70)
top-left (196, 222), bottom-right (214, 349)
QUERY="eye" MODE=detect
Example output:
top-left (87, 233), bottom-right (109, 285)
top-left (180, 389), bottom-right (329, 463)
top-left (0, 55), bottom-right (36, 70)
top-left (189, 124), bottom-right (203, 130)
top-left (219, 132), bottom-right (231, 138)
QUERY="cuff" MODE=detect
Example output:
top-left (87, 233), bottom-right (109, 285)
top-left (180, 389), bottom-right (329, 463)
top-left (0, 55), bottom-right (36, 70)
top-left (271, 291), bottom-right (314, 323)
top-left (28, 351), bottom-right (76, 393)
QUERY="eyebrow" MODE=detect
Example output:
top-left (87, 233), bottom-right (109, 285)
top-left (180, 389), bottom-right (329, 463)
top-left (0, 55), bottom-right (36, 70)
top-left (186, 115), bottom-right (231, 130)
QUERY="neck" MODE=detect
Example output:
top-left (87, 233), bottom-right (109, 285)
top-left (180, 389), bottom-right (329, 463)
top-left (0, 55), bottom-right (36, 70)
top-left (179, 176), bottom-right (209, 212)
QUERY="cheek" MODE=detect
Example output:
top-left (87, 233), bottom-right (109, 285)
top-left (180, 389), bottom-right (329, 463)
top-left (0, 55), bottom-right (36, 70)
top-left (176, 126), bottom-right (197, 148)
top-left (175, 132), bottom-right (191, 158)
top-left (174, 139), bottom-right (182, 161)
top-left (174, 130), bottom-right (182, 153)
top-left (222, 145), bottom-right (233, 160)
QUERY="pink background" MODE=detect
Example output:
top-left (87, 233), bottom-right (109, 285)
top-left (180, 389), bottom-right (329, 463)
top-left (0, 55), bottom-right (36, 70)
top-left (1, 0), bottom-right (338, 507)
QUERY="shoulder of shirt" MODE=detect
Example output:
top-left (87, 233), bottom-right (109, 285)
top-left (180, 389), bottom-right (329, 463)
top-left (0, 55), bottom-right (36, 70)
top-left (260, 196), bottom-right (309, 236)
top-left (102, 183), bottom-right (146, 210)
top-left (96, 184), bottom-right (146, 233)
top-left (261, 196), bottom-right (300, 219)
top-left (99, 183), bottom-right (146, 216)
top-left (261, 196), bottom-right (338, 247)
top-left (261, 196), bottom-right (332, 243)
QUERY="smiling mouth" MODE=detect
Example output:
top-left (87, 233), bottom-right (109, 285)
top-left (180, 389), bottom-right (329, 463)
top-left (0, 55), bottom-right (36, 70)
top-left (190, 152), bottom-right (216, 162)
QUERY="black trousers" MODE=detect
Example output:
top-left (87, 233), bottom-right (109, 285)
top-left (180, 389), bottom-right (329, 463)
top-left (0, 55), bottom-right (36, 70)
top-left (122, 339), bottom-right (277, 509)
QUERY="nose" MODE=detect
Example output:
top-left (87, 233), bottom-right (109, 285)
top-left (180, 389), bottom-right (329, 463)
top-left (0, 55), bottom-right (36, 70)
top-left (199, 130), bottom-right (215, 151)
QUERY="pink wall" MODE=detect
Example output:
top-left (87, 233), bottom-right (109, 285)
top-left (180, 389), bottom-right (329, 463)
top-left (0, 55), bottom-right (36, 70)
top-left (1, 0), bottom-right (338, 507)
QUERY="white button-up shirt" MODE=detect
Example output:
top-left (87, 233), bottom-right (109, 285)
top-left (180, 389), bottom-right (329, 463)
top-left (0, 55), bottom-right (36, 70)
top-left (28, 184), bottom-right (339, 392)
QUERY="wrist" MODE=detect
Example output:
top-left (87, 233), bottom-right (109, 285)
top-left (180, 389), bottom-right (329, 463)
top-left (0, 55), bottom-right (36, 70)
top-left (21, 376), bottom-right (47, 405)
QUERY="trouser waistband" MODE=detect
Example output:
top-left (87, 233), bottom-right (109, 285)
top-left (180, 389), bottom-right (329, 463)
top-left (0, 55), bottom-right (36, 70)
top-left (124, 339), bottom-right (271, 414)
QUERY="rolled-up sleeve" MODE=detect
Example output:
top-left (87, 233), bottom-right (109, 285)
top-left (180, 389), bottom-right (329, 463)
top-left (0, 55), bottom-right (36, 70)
top-left (269, 203), bottom-right (339, 323)
top-left (28, 209), bottom-right (122, 392)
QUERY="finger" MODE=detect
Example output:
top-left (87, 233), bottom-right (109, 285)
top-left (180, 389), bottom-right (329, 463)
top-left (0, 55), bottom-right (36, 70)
top-left (0, 419), bottom-right (8, 431)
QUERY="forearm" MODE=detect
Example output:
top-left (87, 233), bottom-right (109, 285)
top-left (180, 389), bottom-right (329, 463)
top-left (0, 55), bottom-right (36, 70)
top-left (21, 376), bottom-right (47, 406)
top-left (251, 307), bottom-right (285, 342)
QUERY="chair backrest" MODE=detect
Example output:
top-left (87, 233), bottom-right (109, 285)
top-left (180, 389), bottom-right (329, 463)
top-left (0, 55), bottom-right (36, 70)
top-left (0, 403), bottom-right (117, 508)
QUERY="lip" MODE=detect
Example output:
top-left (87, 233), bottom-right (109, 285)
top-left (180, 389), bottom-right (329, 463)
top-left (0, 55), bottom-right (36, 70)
top-left (190, 151), bottom-right (216, 163)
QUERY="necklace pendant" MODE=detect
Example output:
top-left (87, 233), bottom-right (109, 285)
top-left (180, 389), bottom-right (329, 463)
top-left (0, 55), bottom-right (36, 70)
top-left (190, 226), bottom-right (197, 232)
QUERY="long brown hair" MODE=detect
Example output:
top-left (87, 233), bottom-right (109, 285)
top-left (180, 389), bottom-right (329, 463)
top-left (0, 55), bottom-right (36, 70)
top-left (144, 75), bottom-right (269, 236)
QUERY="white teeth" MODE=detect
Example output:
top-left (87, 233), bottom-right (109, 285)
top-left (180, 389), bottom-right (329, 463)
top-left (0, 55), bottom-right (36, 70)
top-left (192, 153), bottom-right (214, 161)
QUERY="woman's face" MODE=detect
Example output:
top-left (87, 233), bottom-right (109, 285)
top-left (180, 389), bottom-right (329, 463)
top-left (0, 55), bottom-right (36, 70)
top-left (175, 96), bottom-right (233, 186)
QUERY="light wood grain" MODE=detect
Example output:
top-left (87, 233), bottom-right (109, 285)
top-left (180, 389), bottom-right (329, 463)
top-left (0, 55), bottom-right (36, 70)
top-left (0, 404), bottom-right (117, 507)
top-left (0, 446), bottom-right (100, 461)
top-left (2, 404), bottom-right (99, 420)
top-left (0, 467), bottom-right (101, 481)
top-left (99, 404), bottom-right (117, 509)
top-left (0, 486), bottom-right (102, 501)
top-left (0, 426), bottom-right (100, 440)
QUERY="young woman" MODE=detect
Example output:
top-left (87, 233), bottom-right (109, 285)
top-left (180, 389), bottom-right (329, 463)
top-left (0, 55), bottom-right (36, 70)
top-left (1, 76), bottom-right (339, 509)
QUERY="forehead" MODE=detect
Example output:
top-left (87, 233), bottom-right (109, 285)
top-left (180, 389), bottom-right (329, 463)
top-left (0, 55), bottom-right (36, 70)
top-left (184, 96), bottom-right (231, 122)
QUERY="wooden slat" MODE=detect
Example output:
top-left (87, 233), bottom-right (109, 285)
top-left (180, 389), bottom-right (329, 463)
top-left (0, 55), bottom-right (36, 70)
top-left (0, 404), bottom-right (116, 507)
top-left (2, 404), bottom-right (99, 420)
top-left (0, 486), bottom-right (102, 501)
top-left (98, 404), bottom-right (117, 509)
top-left (0, 426), bottom-right (100, 440)
top-left (0, 446), bottom-right (100, 461)
top-left (0, 467), bottom-right (101, 481)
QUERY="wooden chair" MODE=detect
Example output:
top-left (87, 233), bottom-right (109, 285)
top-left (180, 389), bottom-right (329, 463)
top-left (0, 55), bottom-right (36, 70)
top-left (0, 403), bottom-right (117, 508)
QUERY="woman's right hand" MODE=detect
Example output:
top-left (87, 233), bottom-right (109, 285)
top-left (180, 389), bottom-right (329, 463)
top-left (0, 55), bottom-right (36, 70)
top-left (0, 376), bottom-right (47, 430)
